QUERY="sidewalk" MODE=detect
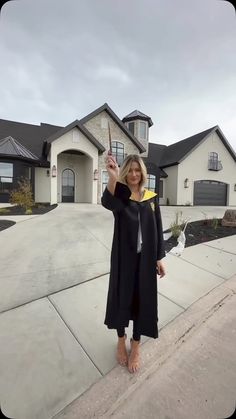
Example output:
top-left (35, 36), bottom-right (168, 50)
top-left (54, 273), bottom-right (236, 419)
top-left (0, 205), bottom-right (236, 419)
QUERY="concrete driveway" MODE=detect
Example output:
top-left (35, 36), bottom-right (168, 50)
top-left (0, 203), bottom-right (234, 312)
top-left (0, 203), bottom-right (236, 419)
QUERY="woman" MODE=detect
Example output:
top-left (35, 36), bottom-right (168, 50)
top-left (101, 153), bottom-right (166, 373)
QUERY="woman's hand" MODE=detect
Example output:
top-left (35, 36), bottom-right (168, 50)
top-left (156, 259), bottom-right (166, 278)
top-left (105, 152), bottom-right (119, 182)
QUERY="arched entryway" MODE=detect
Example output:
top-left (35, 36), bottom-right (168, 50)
top-left (62, 168), bottom-right (75, 202)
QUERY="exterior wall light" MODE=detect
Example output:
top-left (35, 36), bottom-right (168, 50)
top-left (184, 178), bottom-right (189, 188)
top-left (52, 165), bottom-right (57, 177)
top-left (93, 169), bottom-right (98, 180)
top-left (46, 169), bottom-right (50, 177)
top-left (234, 184), bottom-right (236, 191)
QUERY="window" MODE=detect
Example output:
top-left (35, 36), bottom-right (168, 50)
top-left (147, 174), bottom-right (156, 192)
top-left (209, 152), bottom-right (218, 161)
top-left (0, 162), bottom-right (13, 183)
top-left (0, 162), bottom-right (13, 193)
top-left (111, 141), bottom-right (125, 166)
top-left (208, 151), bottom-right (222, 171)
top-left (139, 121), bottom-right (147, 140)
top-left (102, 171), bottom-right (109, 194)
top-left (159, 180), bottom-right (163, 198)
top-left (127, 121), bottom-right (134, 135)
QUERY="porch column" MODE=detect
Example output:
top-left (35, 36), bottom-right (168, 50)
top-left (50, 152), bottom-right (58, 205)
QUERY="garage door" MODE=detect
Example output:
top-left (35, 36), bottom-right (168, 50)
top-left (193, 180), bottom-right (227, 205)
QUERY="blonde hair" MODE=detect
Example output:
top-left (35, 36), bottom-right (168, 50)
top-left (118, 154), bottom-right (147, 192)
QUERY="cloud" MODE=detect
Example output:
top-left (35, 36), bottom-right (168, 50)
top-left (0, 0), bottom-right (235, 150)
top-left (92, 65), bottom-right (131, 84)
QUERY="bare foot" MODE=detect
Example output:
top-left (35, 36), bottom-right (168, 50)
top-left (116, 334), bottom-right (128, 366)
top-left (128, 338), bottom-right (141, 373)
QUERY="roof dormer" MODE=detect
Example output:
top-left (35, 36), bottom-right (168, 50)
top-left (122, 110), bottom-right (153, 157)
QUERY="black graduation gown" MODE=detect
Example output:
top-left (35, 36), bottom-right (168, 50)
top-left (101, 181), bottom-right (166, 339)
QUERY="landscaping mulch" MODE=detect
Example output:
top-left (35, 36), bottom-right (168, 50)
top-left (164, 218), bottom-right (236, 253)
top-left (0, 220), bottom-right (16, 232)
top-left (0, 203), bottom-right (57, 216)
top-left (0, 204), bottom-right (58, 231)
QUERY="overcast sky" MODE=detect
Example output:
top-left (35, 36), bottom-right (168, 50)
top-left (0, 0), bottom-right (235, 151)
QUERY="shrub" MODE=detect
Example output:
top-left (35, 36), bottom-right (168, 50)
top-left (170, 223), bottom-right (182, 238)
top-left (25, 208), bottom-right (33, 215)
top-left (212, 217), bottom-right (219, 230)
top-left (9, 177), bottom-right (34, 213)
top-left (169, 210), bottom-right (187, 238)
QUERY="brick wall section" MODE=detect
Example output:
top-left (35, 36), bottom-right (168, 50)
top-left (83, 110), bottom-right (141, 203)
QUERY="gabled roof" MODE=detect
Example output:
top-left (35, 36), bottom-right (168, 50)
top-left (0, 136), bottom-right (39, 161)
top-left (122, 110), bottom-right (153, 127)
top-left (45, 119), bottom-right (106, 154)
top-left (79, 103), bottom-right (146, 153)
top-left (159, 125), bottom-right (236, 168)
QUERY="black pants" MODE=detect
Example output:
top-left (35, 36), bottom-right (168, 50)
top-left (117, 252), bottom-right (141, 342)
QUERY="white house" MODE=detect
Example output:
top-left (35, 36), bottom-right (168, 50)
top-left (0, 102), bottom-right (236, 206)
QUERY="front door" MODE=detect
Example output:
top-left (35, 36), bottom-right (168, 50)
top-left (62, 169), bottom-right (75, 202)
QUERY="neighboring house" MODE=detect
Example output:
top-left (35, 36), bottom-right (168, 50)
top-left (0, 102), bottom-right (236, 206)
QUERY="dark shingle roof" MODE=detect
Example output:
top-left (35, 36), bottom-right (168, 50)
top-left (0, 119), bottom-right (61, 161)
top-left (122, 110), bottom-right (153, 127)
top-left (0, 136), bottom-right (39, 161)
top-left (143, 143), bottom-right (168, 177)
top-left (145, 125), bottom-right (236, 174)
top-left (159, 126), bottom-right (219, 167)
top-left (147, 143), bottom-right (167, 165)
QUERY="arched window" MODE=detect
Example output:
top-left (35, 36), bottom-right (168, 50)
top-left (111, 141), bottom-right (125, 166)
top-left (62, 169), bottom-right (75, 202)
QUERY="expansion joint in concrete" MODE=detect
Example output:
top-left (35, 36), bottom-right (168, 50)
top-left (47, 296), bottom-right (104, 377)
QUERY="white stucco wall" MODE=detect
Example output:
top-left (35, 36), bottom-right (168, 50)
top-left (34, 168), bottom-right (50, 203)
top-left (50, 127), bottom-right (98, 204)
top-left (162, 165), bottom-right (178, 205)
top-left (57, 153), bottom-right (92, 203)
top-left (177, 131), bottom-right (236, 206)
